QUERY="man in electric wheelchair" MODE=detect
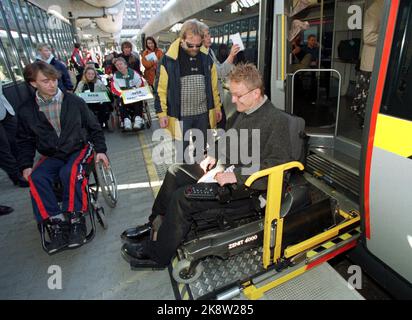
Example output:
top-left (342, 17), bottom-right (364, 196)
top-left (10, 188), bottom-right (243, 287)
top-left (16, 61), bottom-right (109, 254)
top-left (121, 63), bottom-right (293, 269)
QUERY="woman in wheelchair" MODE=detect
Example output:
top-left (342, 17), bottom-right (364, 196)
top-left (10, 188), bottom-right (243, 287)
top-left (16, 61), bottom-right (109, 254)
top-left (120, 63), bottom-right (293, 269)
top-left (111, 57), bottom-right (145, 131)
top-left (75, 66), bottom-right (112, 129)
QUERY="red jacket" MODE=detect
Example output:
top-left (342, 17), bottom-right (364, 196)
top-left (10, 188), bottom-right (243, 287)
top-left (141, 48), bottom-right (163, 86)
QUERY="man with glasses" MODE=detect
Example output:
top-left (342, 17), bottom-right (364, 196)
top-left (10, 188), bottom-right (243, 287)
top-left (153, 19), bottom-right (222, 163)
top-left (121, 63), bottom-right (292, 269)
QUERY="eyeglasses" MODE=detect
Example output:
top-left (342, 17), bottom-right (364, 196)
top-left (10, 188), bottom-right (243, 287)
top-left (185, 41), bottom-right (202, 49)
top-left (231, 88), bottom-right (256, 100)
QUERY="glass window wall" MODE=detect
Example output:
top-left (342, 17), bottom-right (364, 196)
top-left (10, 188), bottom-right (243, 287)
top-left (0, 0), bottom-right (74, 86)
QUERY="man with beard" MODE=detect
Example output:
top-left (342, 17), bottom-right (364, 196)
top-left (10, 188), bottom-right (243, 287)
top-left (153, 19), bottom-right (222, 163)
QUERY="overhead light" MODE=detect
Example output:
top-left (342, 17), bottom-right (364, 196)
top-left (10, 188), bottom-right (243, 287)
top-left (213, 8), bottom-right (223, 13)
top-left (106, 7), bottom-right (119, 15)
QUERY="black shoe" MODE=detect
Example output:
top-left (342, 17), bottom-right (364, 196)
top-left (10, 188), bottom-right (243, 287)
top-left (0, 205), bottom-right (13, 216)
top-left (10, 174), bottom-right (29, 188)
top-left (120, 222), bottom-right (152, 243)
top-left (68, 212), bottom-right (87, 248)
top-left (47, 219), bottom-right (70, 254)
top-left (121, 243), bottom-right (166, 269)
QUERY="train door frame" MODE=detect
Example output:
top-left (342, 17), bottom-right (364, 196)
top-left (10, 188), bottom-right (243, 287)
top-left (262, 0), bottom-right (412, 298)
top-left (351, 0), bottom-right (412, 299)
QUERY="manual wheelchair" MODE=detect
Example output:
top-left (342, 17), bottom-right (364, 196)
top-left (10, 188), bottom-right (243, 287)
top-left (108, 80), bottom-right (152, 132)
top-left (39, 154), bottom-right (118, 255)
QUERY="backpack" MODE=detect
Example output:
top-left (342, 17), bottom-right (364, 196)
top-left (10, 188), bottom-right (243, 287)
top-left (337, 38), bottom-right (361, 62)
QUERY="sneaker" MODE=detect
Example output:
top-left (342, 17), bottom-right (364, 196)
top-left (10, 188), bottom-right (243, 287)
top-left (67, 212), bottom-right (87, 248)
top-left (124, 118), bottom-right (132, 131)
top-left (47, 219), bottom-right (69, 253)
top-left (133, 116), bottom-right (144, 129)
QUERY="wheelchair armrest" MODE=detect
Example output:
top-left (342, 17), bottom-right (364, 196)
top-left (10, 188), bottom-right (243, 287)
top-left (244, 161), bottom-right (304, 188)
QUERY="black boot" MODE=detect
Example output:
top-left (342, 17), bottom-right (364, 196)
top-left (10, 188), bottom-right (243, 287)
top-left (121, 222), bottom-right (152, 244)
top-left (68, 212), bottom-right (87, 248)
top-left (0, 205), bottom-right (13, 216)
top-left (47, 218), bottom-right (70, 253)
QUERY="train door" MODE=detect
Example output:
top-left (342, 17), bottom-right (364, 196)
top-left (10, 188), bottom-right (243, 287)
top-left (268, 0), bottom-right (390, 201)
top-left (353, 0), bottom-right (412, 298)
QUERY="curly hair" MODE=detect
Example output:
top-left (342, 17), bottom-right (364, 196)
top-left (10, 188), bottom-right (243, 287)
top-left (228, 63), bottom-right (264, 96)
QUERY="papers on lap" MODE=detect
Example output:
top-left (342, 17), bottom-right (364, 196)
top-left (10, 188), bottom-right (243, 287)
top-left (197, 165), bottom-right (235, 183)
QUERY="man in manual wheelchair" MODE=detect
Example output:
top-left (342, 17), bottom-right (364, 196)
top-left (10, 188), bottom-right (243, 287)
top-left (16, 61), bottom-right (110, 254)
top-left (120, 63), bottom-right (293, 269)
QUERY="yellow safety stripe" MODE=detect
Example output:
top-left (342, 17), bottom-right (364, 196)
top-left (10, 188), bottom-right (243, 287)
top-left (374, 113), bottom-right (412, 158)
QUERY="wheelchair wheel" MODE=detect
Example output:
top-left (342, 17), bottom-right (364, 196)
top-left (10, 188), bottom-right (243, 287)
top-left (172, 259), bottom-right (204, 284)
top-left (95, 160), bottom-right (118, 208)
top-left (108, 111), bottom-right (119, 131)
top-left (143, 102), bottom-right (152, 129)
top-left (95, 207), bottom-right (108, 229)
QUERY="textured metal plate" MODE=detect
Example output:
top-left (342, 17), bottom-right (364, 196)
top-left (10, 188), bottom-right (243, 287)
top-left (188, 247), bottom-right (265, 299)
top-left (257, 262), bottom-right (364, 300)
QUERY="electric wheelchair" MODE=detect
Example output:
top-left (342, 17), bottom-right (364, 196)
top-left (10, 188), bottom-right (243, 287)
top-left (170, 112), bottom-right (360, 286)
top-left (39, 154), bottom-right (118, 255)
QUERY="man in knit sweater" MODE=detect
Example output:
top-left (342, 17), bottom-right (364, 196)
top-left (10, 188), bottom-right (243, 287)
top-left (121, 63), bottom-right (292, 268)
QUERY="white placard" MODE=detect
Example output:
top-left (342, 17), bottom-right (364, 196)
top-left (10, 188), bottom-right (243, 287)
top-left (229, 32), bottom-right (245, 51)
top-left (121, 87), bottom-right (154, 104)
top-left (77, 91), bottom-right (110, 103)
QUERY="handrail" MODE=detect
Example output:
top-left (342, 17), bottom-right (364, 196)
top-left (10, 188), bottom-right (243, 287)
top-left (245, 161), bottom-right (304, 268)
top-left (290, 68), bottom-right (342, 136)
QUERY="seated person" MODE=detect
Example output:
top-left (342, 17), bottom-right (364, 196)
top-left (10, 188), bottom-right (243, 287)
top-left (301, 34), bottom-right (319, 67)
top-left (75, 66), bottom-right (112, 129)
top-left (110, 57), bottom-right (145, 130)
top-left (16, 61), bottom-right (109, 253)
top-left (121, 63), bottom-right (292, 268)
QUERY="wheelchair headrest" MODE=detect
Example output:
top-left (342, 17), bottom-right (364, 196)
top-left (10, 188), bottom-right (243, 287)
top-left (280, 111), bottom-right (308, 165)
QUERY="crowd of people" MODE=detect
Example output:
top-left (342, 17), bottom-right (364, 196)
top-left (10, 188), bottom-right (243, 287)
top-left (1, 18), bottom-right (293, 267)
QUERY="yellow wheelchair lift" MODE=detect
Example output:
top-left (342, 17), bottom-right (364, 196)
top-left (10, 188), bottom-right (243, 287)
top-left (241, 161), bottom-right (360, 300)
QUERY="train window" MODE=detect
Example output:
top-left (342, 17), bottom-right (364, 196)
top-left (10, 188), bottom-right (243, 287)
top-left (381, 1), bottom-right (412, 122)
top-left (0, 42), bottom-right (14, 84)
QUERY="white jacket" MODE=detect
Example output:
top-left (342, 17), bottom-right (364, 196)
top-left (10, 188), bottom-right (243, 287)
top-left (360, 0), bottom-right (384, 72)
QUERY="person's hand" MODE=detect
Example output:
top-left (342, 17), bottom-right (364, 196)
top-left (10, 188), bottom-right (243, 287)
top-left (23, 168), bottom-right (33, 181)
top-left (227, 44), bottom-right (240, 64)
top-left (96, 153), bottom-right (109, 169)
top-left (159, 116), bottom-right (168, 128)
top-left (200, 156), bottom-right (216, 173)
top-left (215, 172), bottom-right (237, 186)
top-left (215, 109), bottom-right (222, 123)
top-left (292, 46), bottom-right (301, 55)
top-left (229, 44), bottom-right (240, 58)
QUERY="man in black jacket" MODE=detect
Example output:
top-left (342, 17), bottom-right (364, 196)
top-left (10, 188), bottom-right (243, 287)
top-left (36, 43), bottom-right (74, 92)
top-left (121, 63), bottom-right (292, 268)
top-left (17, 61), bottom-right (108, 253)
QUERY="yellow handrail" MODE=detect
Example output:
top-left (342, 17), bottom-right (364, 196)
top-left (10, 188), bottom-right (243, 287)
top-left (245, 161), bottom-right (304, 268)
